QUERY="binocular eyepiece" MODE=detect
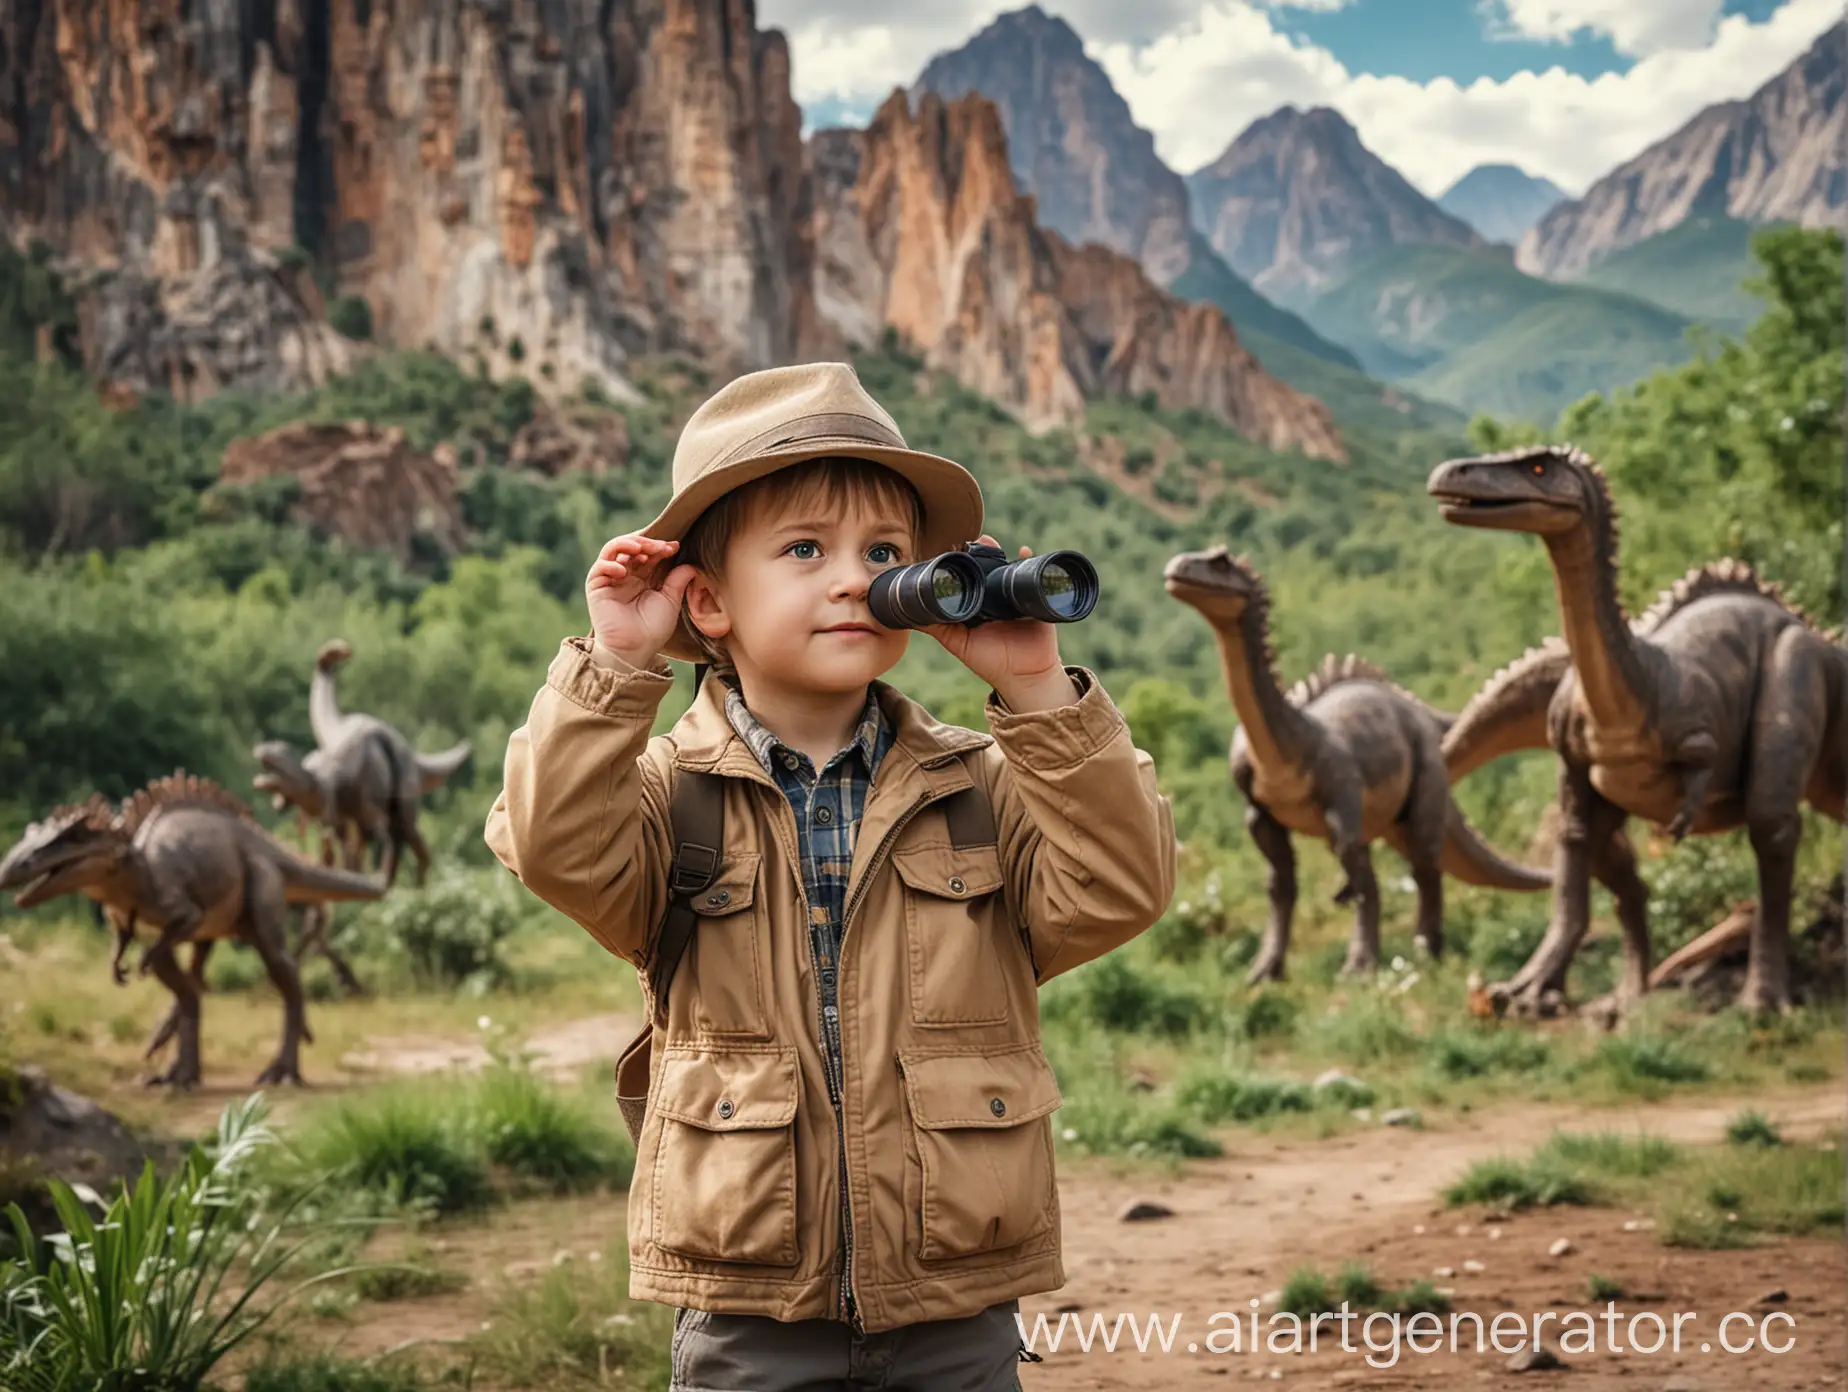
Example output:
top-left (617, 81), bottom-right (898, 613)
top-left (868, 542), bottom-right (1100, 630)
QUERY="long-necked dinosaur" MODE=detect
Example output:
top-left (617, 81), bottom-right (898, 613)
top-left (0, 774), bottom-right (386, 1087)
top-left (1164, 545), bottom-right (1551, 982)
top-left (1428, 443), bottom-right (1847, 1013)
top-left (253, 638), bottom-right (470, 887)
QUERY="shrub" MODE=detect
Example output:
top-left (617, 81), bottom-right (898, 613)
top-left (1724, 1110), bottom-right (1783, 1147)
top-left (275, 1088), bottom-right (492, 1215)
top-left (472, 1065), bottom-right (633, 1192)
top-left (362, 866), bottom-right (520, 992)
top-left (328, 295), bottom-right (374, 341)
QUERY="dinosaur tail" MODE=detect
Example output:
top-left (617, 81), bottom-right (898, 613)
top-left (1442, 639), bottom-right (1570, 781)
top-left (279, 853), bottom-right (387, 904)
top-left (415, 741), bottom-right (472, 793)
top-left (1440, 804), bottom-right (1551, 891)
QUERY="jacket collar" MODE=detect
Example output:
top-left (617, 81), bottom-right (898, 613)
top-left (669, 667), bottom-right (993, 789)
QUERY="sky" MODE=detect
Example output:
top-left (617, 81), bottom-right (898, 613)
top-left (756, 0), bottom-right (1841, 198)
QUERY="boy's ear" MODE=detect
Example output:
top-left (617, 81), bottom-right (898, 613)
top-left (684, 571), bottom-right (733, 643)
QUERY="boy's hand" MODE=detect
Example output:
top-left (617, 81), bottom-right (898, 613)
top-left (921, 537), bottom-right (1080, 713)
top-left (585, 533), bottom-right (698, 668)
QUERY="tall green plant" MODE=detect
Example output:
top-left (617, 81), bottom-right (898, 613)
top-left (0, 1095), bottom-right (364, 1390)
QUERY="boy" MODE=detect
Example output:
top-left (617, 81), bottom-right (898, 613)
top-left (484, 362), bottom-right (1175, 1390)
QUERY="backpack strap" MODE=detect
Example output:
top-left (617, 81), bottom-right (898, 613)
top-left (646, 768), bottom-right (726, 1019)
top-left (940, 779), bottom-right (996, 849)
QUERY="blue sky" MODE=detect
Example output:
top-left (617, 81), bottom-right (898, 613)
top-left (758, 0), bottom-right (1838, 196)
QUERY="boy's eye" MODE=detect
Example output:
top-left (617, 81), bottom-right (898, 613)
top-left (787, 540), bottom-right (820, 560)
top-left (868, 543), bottom-right (901, 565)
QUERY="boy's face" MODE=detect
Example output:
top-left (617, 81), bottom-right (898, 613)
top-left (686, 490), bottom-right (918, 696)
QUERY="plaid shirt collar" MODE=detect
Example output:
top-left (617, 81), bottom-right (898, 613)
top-left (720, 676), bottom-right (890, 781)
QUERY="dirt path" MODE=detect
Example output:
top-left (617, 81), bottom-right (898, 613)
top-left (1021, 1087), bottom-right (1845, 1390)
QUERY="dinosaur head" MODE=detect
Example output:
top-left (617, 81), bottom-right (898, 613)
top-left (1162, 544), bottom-right (1260, 622)
top-left (1426, 444), bottom-right (1599, 536)
top-left (316, 638), bottom-right (353, 672)
top-left (0, 796), bottom-right (123, 909)
top-left (252, 739), bottom-right (324, 815)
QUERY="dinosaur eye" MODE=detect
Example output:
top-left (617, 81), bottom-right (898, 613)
top-left (1532, 462), bottom-right (1546, 474)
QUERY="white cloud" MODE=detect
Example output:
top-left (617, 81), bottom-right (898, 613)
top-left (1092, 0), bottom-right (1840, 194)
top-left (1488, 0), bottom-right (1726, 58)
top-left (762, 0), bottom-right (1840, 200)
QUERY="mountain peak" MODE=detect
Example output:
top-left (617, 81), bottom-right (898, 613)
top-left (914, 8), bottom-right (1194, 282)
top-left (1518, 18), bottom-right (1844, 278)
top-left (1187, 104), bottom-right (1486, 305)
top-left (1437, 164), bottom-right (1567, 245)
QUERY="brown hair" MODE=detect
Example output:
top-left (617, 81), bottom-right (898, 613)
top-left (676, 456), bottom-right (924, 668)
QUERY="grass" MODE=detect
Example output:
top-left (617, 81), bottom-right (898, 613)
top-left (263, 1063), bottom-right (634, 1215)
top-left (466, 1249), bottom-right (675, 1391)
top-left (1447, 1124), bottom-right (1843, 1248)
top-left (1276, 1261), bottom-right (1453, 1317)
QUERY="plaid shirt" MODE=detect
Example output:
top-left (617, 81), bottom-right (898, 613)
top-left (721, 678), bottom-right (892, 1073)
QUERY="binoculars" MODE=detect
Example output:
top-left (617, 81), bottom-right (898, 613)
top-left (868, 542), bottom-right (1099, 630)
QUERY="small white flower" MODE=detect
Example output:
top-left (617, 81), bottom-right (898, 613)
top-left (1780, 416), bottom-right (1795, 431)
top-left (477, 1015), bottom-right (492, 1030)
top-left (1062, 1127), bottom-right (1079, 1141)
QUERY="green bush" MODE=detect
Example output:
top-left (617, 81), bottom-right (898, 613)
top-left (361, 866), bottom-right (521, 993)
top-left (473, 1065), bottom-right (633, 1191)
top-left (275, 1088), bottom-right (492, 1215)
top-left (328, 295), bottom-right (374, 341)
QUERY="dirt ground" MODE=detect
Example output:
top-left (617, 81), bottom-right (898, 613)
top-left (123, 1014), bottom-right (1841, 1392)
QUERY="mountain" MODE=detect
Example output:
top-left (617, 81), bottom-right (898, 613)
top-left (1437, 164), bottom-right (1568, 245)
top-left (1186, 106), bottom-right (1488, 307)
top-left (913, 5), bottom-right (1192, 285)
top-left (0, 0), bottom-right (1346, 458)
top-left (1303, 244), bottom-right (1697, 422)
top-left (804, 91), bottom-right (1346, 458)
top-left (1571, 215), bottom-right (1777, 332)
top-left (1519, 20), bottom-right (1844, 280)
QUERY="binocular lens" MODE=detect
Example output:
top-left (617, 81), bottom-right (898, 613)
top-left (868, 552), bottom-right (984, 628)
top-left (994, 551), bottom-right (1098, 624)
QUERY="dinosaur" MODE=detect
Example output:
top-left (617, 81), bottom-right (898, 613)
top-left (0, 773), bottom-right (386, 1087)
top-left (1441, 637), bottom-right (1572, 780)
top-left (252, 638), bottom-right (471, 889)
top-left (1163, 545), bottom-right (1551, 982)
top-left (1427, 443), bottom-right (1847, 1014)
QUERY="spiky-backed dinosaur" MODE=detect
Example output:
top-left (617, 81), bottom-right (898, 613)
top-left (1428, 443), bottom-right (1847, 1013)
top-left (252, 639), bottom-right (470, 889)
top-left (0, 774), bottom-right (385, 1087)
top-left (1163, 545), bottom-right (1551, 982)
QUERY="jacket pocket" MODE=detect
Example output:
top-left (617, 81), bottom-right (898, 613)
top-left (676, 852), bottom-right (770, 1039)
top-left (896, 1043), bottom-right (1062, 1261)
top-left (650, 1044), bottom-right (800, 1266)
top-left (892, 844), bottom-right (1012, 1026)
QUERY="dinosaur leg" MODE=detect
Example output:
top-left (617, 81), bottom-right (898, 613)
top-left (1337, 844), bottom-right (1382, 976)
top-left (300, 901), bottom-right (366, 997)
top-left (1492, 760), bottom-right (1616, 1016)
top-left (402, 819), bottom-right (432, 888)
top-left (1322, 775), bottom-right (1365, 905)
top-left (1244, 803), bottom-right (1297, 984)
top-left (1404, 749), bottom-right (1453, 960)
top-left (247, 869), bottom-right (312, 1086)
top-left (137, 904), bottom-right (202, 978)
top-left (145, 940), bottom-right (217, 1058)
top-left (1590, 823), bottom-right (1652, 1002)
top-left (142, 945), bottom-right (203, 1089)
top-left (110, 909), bottom-right (138, 986)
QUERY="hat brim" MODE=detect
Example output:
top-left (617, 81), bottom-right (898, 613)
top-left (641, 438), bottom-right (987, 664)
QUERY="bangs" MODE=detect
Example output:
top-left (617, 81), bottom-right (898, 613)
top-left (757, 457), bottom-right (923, 540)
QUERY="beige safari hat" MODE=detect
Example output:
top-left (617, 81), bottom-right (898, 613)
top-left (642, 361), bottom-right (985, 662)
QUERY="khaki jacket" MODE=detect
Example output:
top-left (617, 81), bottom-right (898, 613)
top-left (483, 636), bottom-right (1176, 1330)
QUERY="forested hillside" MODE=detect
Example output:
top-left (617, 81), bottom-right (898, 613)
top-left (1, 230), bottom-right (1839, 890)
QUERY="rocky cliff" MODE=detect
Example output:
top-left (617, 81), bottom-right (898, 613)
top-left (1517, 20), bottom-right (1844, 280)
top-left (1187, 106), bottom-right (1486, 305)
top-left (804, 90), bottom-right (1345, 460)
top-left (912, 5), bottom-right (1192, 285)
top-left (0, 0), bottom-right (812, 400)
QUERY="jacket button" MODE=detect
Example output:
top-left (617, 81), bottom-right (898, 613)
top-left (815, 806), bottom-right (833, 823)
top-left (706, 889), bottom-right (729, 906)
top-left (990, 1097), bottom-right (1006, 1117)
top-left (948, 876), bottom-right (966, 894)
top-left (717, 1098), bottom-right (734, 1119)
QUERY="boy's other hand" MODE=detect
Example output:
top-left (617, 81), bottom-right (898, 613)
top-left (921, 537), bottom-right (1079, 713)
top-left (585, 533), bottom-right (698, 668)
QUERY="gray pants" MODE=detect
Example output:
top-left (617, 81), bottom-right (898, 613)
top-left (669, 1299), bottom-right (1027, 1391)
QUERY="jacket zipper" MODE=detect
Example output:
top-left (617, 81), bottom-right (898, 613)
top-left (830, 782), bottom-right (945, 1334)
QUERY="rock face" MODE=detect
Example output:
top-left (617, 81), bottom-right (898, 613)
top-left (1517, 20), bottom-right (1845, 280)
top-left (1187, 106), bottom-right (1487, 305)
top-left (913, 5), bottom-right (1192, 285)
top-left (0, 0), bottom-right (811, 400)
top-left (218, 420), bottom-right (468, 560)
top-left (805, 91), bottom-right (1345, 460)
top-left (1437, 164), bottom-right (1568, 246)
